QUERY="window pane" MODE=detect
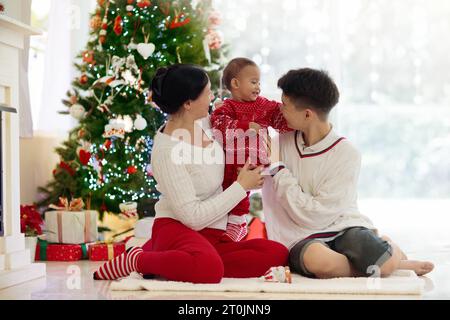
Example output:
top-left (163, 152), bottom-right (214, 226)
top-left (214, 0), bottom-right (450, 199)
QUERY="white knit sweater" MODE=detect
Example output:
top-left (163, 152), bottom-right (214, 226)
top-left (262, 129), bottom-right (375, 249)
top-left (151, 118), bottom-right (247, 231)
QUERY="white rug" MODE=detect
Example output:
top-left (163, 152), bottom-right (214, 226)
top-left (109, 270), bottom-right (424, 296)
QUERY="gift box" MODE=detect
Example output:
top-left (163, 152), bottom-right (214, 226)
top-left (98, 211), bottom-right (137, 242)
top-left (88, 242), bottom-right (126, 261)
top-left (243, 217), bottom-right (268, 240)
top-left (35, 239), bottom-right (89, 261)
top-left (45, 197), bottom-right (98, 244)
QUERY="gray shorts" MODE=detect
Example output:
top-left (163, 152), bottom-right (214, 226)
top-left (289, 227), bottom-right (393, 278)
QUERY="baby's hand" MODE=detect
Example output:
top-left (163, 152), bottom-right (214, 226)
top-left (249, 122), bottom-right (262, 132)
top-left (213, 98), bottom-right (224, 111)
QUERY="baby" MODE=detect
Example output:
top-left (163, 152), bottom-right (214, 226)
top-left (211, 57), bottom-right (292, 242)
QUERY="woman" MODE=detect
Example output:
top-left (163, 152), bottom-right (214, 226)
top-left (93, 64), bottom-right (288, 283)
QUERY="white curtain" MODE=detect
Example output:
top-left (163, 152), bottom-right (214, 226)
top-left (35, 0), bottom-right (94, 134)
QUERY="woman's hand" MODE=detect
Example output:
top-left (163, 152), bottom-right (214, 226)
top-left (237, 158), bottom-right (265, 191)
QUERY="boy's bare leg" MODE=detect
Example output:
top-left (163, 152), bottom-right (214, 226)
top-left (302, 242), bottom-right (363, 279)
top-left (381, 235), bottom-right (407, 260)
top-left (398, 260), bottom-right (434, 276)
top-left (381, 236), bottom-right (434, 276)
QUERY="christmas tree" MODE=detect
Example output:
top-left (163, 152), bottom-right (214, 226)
top-left (37, 0), bottom-right (225, 220)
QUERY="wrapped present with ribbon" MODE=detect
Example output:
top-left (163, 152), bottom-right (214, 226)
top-left (261, 266), bottom-right (292, 283)
top-left (88, 241), bottom-right (126, 261)
top-left (45, 197), bottom-right (98, 244)
top-left (35, 238), bottom-right (89, 261)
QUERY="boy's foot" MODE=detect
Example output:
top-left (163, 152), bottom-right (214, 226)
top-left (399, 260), bottom-right (434, 276)
top-left (93, 246), bottom-right (143, 280)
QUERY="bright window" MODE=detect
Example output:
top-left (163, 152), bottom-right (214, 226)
top-left (214, 0), bottom-right (450, 199)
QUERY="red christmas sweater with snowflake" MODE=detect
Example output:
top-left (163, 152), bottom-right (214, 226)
top-left (211, 96), bottom-right (292, 175)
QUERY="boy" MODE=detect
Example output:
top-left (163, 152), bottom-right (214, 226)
top-left (262, 68), bottom-right (434, 278)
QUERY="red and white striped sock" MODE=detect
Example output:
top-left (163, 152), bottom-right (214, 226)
top-left (93, 246), bottom-right (143, 280)
top-left (224, 221), bottom-right (248, 242)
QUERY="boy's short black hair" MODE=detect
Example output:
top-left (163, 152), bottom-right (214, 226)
top-left (222, 57), bottom-right (257, 90)
top-left (277, 68), bottom-right (339, 117)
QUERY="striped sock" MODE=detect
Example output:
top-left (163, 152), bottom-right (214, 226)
top-left (93, 246), bottom-right (143, 280)
top-left (224, 222), bottom-right (248, 242)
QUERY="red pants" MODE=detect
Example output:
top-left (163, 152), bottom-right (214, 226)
top-left (137, 218), bottom-right (288, 284)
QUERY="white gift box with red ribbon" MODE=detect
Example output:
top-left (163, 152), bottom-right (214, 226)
top-left (44, 198), bottom-right (98, 244)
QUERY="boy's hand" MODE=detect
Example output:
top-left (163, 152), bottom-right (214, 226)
top-left (267, 133), bottom-right (281, 164)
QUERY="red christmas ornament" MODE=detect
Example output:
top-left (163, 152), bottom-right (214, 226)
top-left (159, 1), bottom-right (170, 15)
top-left (82, 50), bottom-right (95, 64)
top-left (103, 139), bottom-right (112, 150)
top-left (79, 74), bottom-right (88, 85)
top-left (100, 203), bottom-right (108, 213)
top-left (113, 15), bottom-right (123, 35)
top-left (137, 0), bottom-right (151, 8)
top-left (58, 161), bottom-right (76, 176)
top-left (99, 35), bottom-right (106, 44)
top-left (79, 149), bottom-right (91, 166)
top-left (127, 166), bottom-right (137, 174)
top-left (168, 13), bottom-right (191, 29)
top-left (77, 128), bottom-right (86, 139)
top-left (127, 0), bottom-right (135, 4)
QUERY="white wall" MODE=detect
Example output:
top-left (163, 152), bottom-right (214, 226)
top-left (19, 133), bottom-right (64, 205)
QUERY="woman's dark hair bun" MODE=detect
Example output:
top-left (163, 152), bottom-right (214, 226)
top-left (151, 64), bottom-right (209, 115)
top-left (152, 67), bottom-right (168, 97)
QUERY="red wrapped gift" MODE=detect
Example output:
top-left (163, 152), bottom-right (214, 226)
top-left (243, 217), bottom-right (268, 241)
top-left (88, 242), bottom-right (126, 261)
top-left (35, 239), bottom-right (89, 261)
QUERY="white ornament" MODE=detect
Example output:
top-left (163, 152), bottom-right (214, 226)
top-left (128, 42), bottom-right (138, 50)
top-left (69, 104), bottom-right (86, 120)
top-left (103, 119), bottom-right (125, 139)
top-left (134, 115), bottom-right (147, 130)
top-left (126, 5), bottom-right (134, 11)
top-left (137, 42), bottom-right (155, 60)
top-left (122, 69), bottom-right (137, 86)
top-left (119, 202), bottom-right (138, 219)
top-left (126, 54), bottom-right (139, 73)
top-left (99, 29), bottom-right (107, 36)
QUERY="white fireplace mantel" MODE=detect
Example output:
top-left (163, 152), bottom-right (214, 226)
top-left (0, 14), bottom-right (46, 290)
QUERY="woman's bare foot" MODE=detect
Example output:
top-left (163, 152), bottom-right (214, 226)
top-left (399, 260), bottom-right (434, 276)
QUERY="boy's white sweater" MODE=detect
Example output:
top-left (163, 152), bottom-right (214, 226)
top-left (262, 129), bottom-right (375, 249)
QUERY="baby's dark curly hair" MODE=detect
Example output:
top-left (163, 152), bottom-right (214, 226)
top-left (277, 68), bottom-right (339, 117)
